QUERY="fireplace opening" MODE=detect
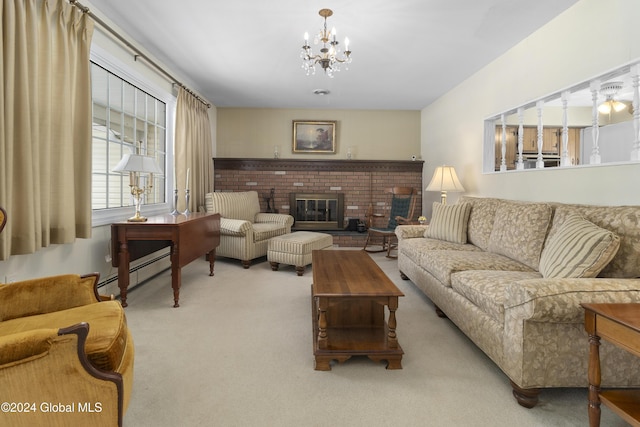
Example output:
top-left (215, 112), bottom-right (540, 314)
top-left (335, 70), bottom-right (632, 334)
top-left (290, 193), bottom-right (344, 231)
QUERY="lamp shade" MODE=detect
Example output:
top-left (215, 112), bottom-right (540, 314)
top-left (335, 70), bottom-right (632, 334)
top-left (112, 154), bottom-right (162, 174)
top-left (425, 166), bottom-right (465, 193)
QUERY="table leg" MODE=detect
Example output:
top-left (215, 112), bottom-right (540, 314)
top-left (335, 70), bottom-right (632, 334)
top-left (171, 244), bottom-right (181, 308)
top-left (388, 297), bottom-right (399, 348)
top-left (587, 334), bottom-right (602, 427)
top-left (117, 242), bottom-right (130, 308)
top-left (208, 248), bottom-right (216, 276)
top-left (318, 297), bottom-right (328, 350)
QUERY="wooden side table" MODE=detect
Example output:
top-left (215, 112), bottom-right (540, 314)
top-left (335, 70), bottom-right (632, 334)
top-left (111, 212), bottom-right (220, 308)
top-left (582, 303), bottom-right (640, 427)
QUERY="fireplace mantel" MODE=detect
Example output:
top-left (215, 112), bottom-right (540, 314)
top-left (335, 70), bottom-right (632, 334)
top-left (213, 158), bottom-right (424, 173)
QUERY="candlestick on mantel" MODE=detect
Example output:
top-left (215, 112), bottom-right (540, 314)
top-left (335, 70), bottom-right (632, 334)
top-left (185, 168), bottom-right (190, 191)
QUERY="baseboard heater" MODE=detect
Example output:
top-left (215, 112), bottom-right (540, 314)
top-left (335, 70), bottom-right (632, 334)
top-left (97, 251), bottom-right (171, 289)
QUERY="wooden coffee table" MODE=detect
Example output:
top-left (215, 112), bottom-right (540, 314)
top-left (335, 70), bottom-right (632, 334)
top-left (311, 250), bottom-right (404, 370)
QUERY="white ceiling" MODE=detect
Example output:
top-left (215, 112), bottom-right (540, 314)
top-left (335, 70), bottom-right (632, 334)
top-left (88, 0), bottom-right (579, 110)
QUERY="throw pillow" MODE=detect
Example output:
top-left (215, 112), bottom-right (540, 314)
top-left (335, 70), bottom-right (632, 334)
top-left (539, 214), bottom-right (620, 278)
top-left (425, 202), bottom-right (471, 244)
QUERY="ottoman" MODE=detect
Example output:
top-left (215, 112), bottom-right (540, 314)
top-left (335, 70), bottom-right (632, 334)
top-left (268, 231), bottom-right (333, 276)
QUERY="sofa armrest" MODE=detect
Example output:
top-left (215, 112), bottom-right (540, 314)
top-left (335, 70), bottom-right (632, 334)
top-left (0, 274), bottom-right (101, 321)
top-left (395, 224), bottom-right (428, 240)
top-left (219, 218), bottom-right (253, 236)
top-left (0, 323), bottom-right (124, 426)
top-left (504, 278), bottom-right (640, 323)
top-left (255, 213), bottom-right (294, 228)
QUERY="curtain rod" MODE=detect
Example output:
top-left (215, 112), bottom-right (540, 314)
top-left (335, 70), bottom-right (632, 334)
top-left (70, 0), bottom-right (211, 108)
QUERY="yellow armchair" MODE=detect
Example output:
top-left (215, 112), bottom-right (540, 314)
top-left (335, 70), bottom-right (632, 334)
top-left (0, 273), bottom-right (134, 427)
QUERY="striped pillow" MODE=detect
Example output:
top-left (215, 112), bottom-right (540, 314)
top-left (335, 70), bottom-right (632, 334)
top-left (539, 215), bottom-right (620, 278)
top-left (425, 202), bottom-right (471, 244)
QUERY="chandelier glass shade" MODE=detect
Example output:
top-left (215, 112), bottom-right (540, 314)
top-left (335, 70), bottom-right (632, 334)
top-left (301, 8), bottom-right (352, 78)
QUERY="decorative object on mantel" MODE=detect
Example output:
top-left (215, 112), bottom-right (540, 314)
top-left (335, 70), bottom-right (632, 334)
top-left (263, 188), bottom-right (278, 213)
top-left (112, 142), bottom-right (163, 222)
top-left (292, 120), bottom-right (337, 154)
top-left (301, 8), bottom-right (352, 78)
top-left (425, 165), bottom-right (465, 205)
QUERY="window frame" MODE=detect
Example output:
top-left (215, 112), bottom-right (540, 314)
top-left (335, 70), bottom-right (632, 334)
top-left (90, 45), bottom-right (175, 227)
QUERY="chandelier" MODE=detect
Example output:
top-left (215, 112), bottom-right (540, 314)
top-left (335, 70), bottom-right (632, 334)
top-left (301, 8), bottom-right (352, 78)
top-left (598, 81), bottom-right (626, 115)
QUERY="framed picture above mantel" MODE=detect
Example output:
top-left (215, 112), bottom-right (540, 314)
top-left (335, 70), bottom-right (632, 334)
top-left (292, 120), bottom-right (336, 154)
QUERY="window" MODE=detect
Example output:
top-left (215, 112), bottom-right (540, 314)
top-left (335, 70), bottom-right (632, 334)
top-left (89, 46), bottom-right (174, 227)
top-left (91, 62), bottom-right (166, 211)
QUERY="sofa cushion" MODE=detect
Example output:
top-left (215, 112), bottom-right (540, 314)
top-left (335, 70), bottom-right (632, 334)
top-left (451, 270), bottom-right (542, 324)
top-left (0, 301), bottom-right (128, 372)
top-left (419, 250), bottom-right (535, 287)
top-left (398, 237), bottom-right (481, 267)
top-left (539, 215), bottom-right (620, 279)
top-left (487, 201), bottom-right (552, 270)
top-left (548, 204), bottom-right (640, 278)
top-left (425, 202), bottom-right (472, 244)
top-left (460, 196), bottom-right (501, 251)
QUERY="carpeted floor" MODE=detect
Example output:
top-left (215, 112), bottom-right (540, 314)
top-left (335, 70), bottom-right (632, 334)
top-left (122, 250), bottom-right (626, 427)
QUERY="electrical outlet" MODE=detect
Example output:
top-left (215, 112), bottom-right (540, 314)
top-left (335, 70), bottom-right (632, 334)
top-left (105, 254), bottom-right (112, 263)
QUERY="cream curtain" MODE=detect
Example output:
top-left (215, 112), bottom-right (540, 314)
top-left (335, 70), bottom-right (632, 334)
top-left (175, 87), bottom-right (213, 212)
top-left (0, 0), bottom-right (94, 260)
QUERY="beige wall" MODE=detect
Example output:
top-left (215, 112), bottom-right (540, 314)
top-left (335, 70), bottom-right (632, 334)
top-left (421, 0), bottom-right (640, 215)
top-left (216, 108), bottom-right (421, 160)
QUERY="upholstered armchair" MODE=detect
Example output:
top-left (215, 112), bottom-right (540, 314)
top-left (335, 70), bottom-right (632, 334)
top-left (205, 191), bottom-right (294, 268)
top-left (0, 273), bottom-right (134, 427)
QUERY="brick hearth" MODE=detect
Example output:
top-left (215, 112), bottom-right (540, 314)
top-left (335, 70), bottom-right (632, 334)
top-left (213, 158), bottom-right (423, 247)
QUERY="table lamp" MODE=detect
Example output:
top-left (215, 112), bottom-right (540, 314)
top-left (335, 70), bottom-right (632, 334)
top-left (425, 165), bottom-right (465, 204)
top-left (113, 148), bottom-right (162, 222)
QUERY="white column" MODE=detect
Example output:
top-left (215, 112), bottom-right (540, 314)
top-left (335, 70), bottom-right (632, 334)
top-left (589, 80), bottom-right (601, 164)
top-left (536, 100), bottom-right (544, 169)
top-left (516, 107), bottom-right (524, 170)
top-left (500, 114), bottom-right (507, 171)
top-left (631, 64), bottom-right (640, 161)
top-left (560, 91), bottom-right (571, 167)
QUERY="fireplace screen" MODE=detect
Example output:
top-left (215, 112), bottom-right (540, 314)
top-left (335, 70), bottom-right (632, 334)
top-left (290, 193), bottom-right (344, 230)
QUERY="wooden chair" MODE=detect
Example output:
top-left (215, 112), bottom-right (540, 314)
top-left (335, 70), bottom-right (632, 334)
top-left (363, 187), bottom-right (416, 258)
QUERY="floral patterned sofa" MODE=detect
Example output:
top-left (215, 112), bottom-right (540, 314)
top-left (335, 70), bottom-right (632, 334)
top-left (396, 196), bottom-right (640, 408)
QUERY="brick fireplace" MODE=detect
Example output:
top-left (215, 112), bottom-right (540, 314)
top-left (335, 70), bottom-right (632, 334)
top-left (212, 158), bottom-right (423, 247)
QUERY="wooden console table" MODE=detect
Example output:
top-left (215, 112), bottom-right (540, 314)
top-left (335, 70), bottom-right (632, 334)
top-left (311, 250), bottom-right (404, 370)
top-left (111, 212), bottom-right (220, 308)
top-left (582, 303), bottom-right (640, 427)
